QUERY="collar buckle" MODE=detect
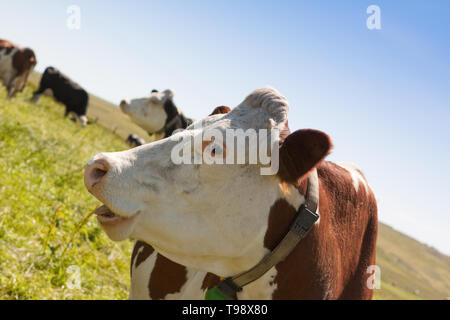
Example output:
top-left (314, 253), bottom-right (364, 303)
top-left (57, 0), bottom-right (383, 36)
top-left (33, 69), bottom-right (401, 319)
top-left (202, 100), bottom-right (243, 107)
top-left (290, 204), bottom-right (319, 238)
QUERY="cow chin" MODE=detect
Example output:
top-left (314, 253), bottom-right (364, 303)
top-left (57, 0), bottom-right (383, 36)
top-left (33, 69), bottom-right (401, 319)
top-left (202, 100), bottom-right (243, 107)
top-left (97, 213), bottom-right (139, 241)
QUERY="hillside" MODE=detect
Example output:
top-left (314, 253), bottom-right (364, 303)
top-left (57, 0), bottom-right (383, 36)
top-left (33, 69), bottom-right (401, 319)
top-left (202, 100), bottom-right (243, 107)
top-left (375, 223), bottom-right (450, 299)
top-left (0, 83), bottom-right (449, 300)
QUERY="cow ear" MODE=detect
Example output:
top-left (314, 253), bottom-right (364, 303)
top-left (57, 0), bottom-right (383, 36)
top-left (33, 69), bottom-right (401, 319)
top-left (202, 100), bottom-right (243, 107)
top-left (278, 129), bottom-right (332, 183)
top-left (210, 106), bottom-right (231, 116)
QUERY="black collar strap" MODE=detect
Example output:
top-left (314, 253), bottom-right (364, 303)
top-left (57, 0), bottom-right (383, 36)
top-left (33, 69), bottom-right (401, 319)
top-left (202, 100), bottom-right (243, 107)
top-left (205, 169), bottom-right (320, 300)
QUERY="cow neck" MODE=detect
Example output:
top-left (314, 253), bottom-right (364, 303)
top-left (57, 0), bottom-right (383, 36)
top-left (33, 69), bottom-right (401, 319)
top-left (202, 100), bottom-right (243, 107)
top-left (154, 99), bottom-right (192, 138)
top-left (205, 169), bottom-right (320, 300)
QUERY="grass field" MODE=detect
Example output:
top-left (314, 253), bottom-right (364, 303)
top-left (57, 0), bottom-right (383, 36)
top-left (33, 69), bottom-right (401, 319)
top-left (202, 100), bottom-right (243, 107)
top-left (0, 85), bottom-right (133, 299)
top-left (0, 81), bottom-right (449, 300)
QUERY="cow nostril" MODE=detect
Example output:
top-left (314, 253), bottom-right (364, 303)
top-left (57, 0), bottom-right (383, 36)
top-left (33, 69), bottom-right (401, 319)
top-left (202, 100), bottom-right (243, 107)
top-left (85, 158), bottom-right (110, 190)
top-left (92, 167), bottom-right (107, 181)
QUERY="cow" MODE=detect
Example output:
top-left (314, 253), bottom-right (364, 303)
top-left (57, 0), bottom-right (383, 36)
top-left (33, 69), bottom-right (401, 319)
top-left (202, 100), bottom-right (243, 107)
top-left (31, 66), bottom-right (88, 126)
top-left (126, 134), bottom-right (146, 147)
top-left (0, 39), bottom-right (37, 98)
top-left (84, 86), bottom-right (378, 300)
top-left (120, 89), bottom-right (193, 140)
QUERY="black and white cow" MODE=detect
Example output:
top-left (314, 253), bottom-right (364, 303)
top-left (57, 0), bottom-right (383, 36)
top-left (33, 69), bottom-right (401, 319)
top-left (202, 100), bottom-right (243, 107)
top-left (120, 89), bottom-right (193, 140)
top-left (0, 39), bottom-right (37, 98)
top-left (32, 67), bottom-right (88, 126)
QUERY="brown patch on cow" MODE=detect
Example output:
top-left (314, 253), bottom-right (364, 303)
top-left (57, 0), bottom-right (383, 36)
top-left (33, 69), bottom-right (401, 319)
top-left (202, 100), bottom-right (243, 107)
top-left (130, 240), bottom-right (154, 277)
top-left (148, 254), bottom-right (187, 299)
top-left (201, 273), bottom-right (221, 290)
top-left (278, 129), bottom-right (332, 185)
top-left (12, 48), bottom-right (36, 75)
top-left (0, 39), bottom-right (15, 48)
top-left (201, 273), bottom-right (238, 299)
top-left (264, 161), bottom-right (377, 299)
top-left (210, 106), bottom-right (231, 116)
top-left (264, 199), bottom-right (298, 250)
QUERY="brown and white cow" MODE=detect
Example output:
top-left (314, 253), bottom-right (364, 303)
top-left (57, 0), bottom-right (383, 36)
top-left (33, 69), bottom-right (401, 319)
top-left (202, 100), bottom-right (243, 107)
top-left (84, 87), bottom-right (378, 300)
top-left (0, 39), bottom-right (37, 98)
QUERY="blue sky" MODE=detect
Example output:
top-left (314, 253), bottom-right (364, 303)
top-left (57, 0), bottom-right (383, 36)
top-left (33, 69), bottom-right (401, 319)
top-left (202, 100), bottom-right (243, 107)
top-left (1, 1), bottom-right (449, 255)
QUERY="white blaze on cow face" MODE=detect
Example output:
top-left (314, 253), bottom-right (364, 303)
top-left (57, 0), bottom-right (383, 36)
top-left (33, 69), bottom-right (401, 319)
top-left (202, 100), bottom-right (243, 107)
top-left (120, 89), bottom-right (174, 133)
top-left (86, 86), bottom-right (294, 277)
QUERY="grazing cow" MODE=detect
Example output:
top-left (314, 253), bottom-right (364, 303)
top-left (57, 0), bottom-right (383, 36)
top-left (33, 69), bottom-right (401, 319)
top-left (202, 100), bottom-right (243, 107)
top-left (126, 134), bottom-right (146, 147)
top-left (0, 39), bottom-right (37, 98)
top-left (120, 89), bottom-right (193, 140)
top-left (85, 87), bottom-right (378, 300)
top-left (32, 67), bottom-right (88, 126)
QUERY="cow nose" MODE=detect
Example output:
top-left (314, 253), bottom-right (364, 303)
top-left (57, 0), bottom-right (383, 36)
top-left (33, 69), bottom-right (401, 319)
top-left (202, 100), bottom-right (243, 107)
top-left (84, 158), bottom-right (110, 191)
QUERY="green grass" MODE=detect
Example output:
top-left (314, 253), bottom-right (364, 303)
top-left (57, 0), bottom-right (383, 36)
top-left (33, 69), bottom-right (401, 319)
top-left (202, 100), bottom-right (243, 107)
top-left (1, 80), bottom-right (449, 300)
top-left (373, 281), bottom-right (421, 300)
top-left (0, 85), bottom-right (134, 299)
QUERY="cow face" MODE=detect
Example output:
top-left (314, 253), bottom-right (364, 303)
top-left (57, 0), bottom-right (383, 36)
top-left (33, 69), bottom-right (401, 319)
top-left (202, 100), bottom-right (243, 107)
top-left (23, 48), bottom-right (37, 70)
top-left (86, 87), bottom-right (331, 276)
top-left (13, 48), bottom-right (37, 75)
top-left (120, 89), bottom-right (174, 133)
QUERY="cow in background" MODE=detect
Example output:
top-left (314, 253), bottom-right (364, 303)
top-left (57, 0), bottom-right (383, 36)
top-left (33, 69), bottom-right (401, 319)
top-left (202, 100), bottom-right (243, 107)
top-left (32, 67), bottom-right (88, 126)
top-left (0, 39), bottom-right (37, 98)
top-left (120, 89), bottom-right (193, 140)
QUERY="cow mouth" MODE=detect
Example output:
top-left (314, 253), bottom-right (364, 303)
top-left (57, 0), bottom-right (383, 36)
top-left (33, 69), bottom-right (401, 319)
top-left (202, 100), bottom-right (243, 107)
top-left (94, 205), bottom-right (134, 225)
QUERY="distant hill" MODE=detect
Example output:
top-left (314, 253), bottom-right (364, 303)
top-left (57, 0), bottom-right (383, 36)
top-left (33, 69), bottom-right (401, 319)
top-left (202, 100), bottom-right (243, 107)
top-left (3, 74), bottom-right (448, 300)
top-left (375, 223), bottom-right (450, 299)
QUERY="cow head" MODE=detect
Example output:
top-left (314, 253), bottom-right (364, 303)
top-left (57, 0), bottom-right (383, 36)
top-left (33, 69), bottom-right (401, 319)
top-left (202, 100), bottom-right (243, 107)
top-left (120, 89), bottom-right (175, 134)
top-left (13, 48), bottom-right (37, 75)
top-left (85, 87), bottom-right (331, 276)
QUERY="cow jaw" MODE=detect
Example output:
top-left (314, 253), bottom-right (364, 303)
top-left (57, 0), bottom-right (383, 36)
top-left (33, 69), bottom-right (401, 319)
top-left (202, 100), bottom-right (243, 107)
top-left (93, 205), bottom-right (140, 241)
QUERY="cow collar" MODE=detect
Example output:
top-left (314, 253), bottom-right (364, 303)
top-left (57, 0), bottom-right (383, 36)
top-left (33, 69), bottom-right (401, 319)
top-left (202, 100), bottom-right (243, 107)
top-left (205, 169), bottom-right (320, 300)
